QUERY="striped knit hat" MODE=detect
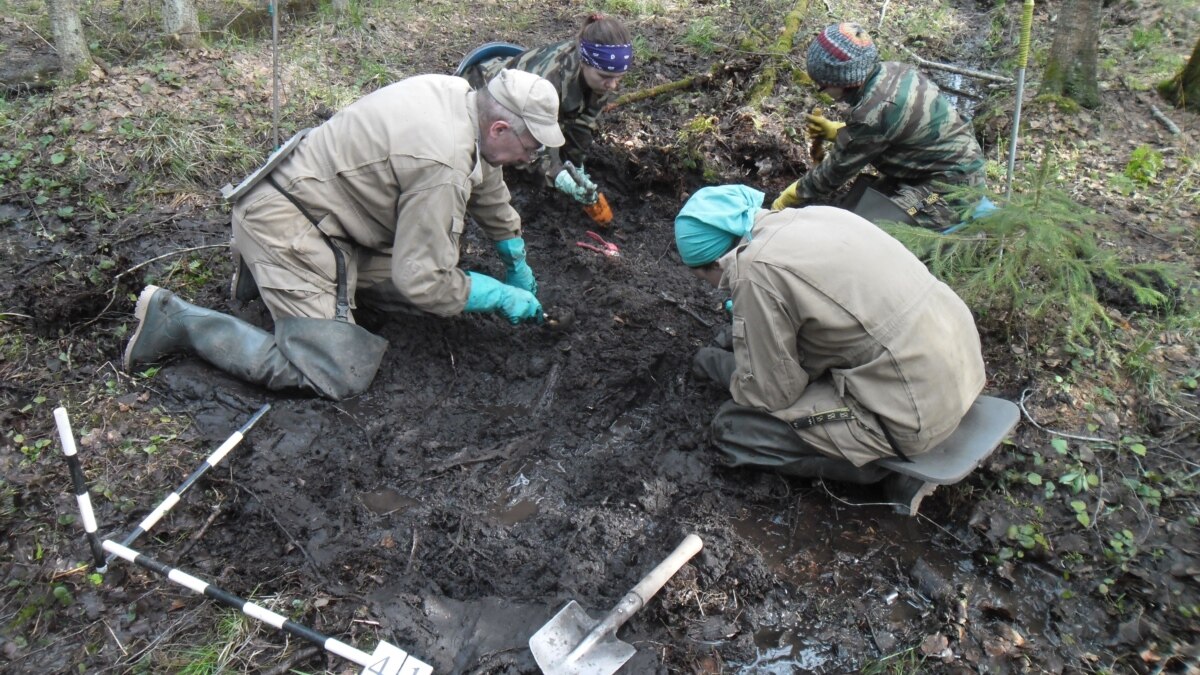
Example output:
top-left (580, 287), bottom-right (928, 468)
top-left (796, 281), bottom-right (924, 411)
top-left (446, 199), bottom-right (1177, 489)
top-left (806, 23), bottom-right (878, 88)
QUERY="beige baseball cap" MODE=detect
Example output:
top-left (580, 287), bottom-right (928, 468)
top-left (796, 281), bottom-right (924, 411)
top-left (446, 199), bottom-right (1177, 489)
top-left (487, 69), bottom-right (565, 148)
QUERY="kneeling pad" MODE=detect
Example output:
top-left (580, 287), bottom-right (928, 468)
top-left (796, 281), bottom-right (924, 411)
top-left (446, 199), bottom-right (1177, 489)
top-left (875, 396), bottom-right (1019, 485)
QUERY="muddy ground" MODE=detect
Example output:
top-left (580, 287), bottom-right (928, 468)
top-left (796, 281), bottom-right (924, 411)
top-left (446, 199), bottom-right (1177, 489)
top-left (2, 0), bottom-right (1200, 673)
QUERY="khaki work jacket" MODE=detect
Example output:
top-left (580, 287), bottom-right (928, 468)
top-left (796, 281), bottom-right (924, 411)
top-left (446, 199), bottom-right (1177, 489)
top-left (720, 206), bottom-right (985, 465)
top-left (234, 75), bottom-right (521, 317)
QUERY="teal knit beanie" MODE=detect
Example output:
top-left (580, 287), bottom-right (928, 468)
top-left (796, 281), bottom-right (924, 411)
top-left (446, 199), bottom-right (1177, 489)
top-left (674, 185), bottom-right (765, 267)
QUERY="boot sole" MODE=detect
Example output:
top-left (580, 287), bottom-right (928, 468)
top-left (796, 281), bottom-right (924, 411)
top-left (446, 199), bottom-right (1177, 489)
top-left (902, 482), bottom-right (939, 517)
top-left (123, 285), bottom-right (164, 372)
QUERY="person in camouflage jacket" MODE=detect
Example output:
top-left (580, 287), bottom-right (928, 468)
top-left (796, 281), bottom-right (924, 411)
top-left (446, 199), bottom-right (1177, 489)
top-left (464, 14), bottom-right (632, 203)
top-left (773, 23), bottom-right (987, 229)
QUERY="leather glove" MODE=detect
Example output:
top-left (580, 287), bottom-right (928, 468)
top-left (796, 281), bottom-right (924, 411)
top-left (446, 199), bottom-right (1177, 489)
top-left (554, 166), bottom-right (598, 205)
top-left (494, 237), bottom-right (538, 296)
top-left (692, 346), bottom-right (736, 387)
top-left (463, 272), bottom-right (544, 325)
top-left (772, 181), bottom-right (802, 211)
top-left (805, 113), bottom-right (845, 142)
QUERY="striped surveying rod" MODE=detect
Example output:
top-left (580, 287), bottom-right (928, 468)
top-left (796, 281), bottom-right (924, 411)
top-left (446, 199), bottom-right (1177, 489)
top-left (103, 540), bottom-right (434, 675)
top-left (1004, 0), bottom-right (1035, 201)
top-left (103, 403), bottom-right (271, 567)
top-left (54, 407), bottom-right (108, 572)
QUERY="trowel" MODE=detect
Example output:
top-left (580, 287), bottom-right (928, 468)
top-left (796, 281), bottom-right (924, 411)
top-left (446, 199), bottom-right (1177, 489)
top-left (529, 534), bottom-right (703, 675)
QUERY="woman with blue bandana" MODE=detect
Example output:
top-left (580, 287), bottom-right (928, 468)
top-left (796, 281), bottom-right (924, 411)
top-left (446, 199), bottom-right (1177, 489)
top-left (461, 14), bottom-right (634, 205)
top-left (676, 186), bottom-right (986, 516)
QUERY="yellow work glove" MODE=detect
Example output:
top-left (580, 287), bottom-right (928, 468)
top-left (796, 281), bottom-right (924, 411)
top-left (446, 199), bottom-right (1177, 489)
top-left (771, 181), bottom-right (802, 211)
top-left (805, 113), bottom-right (845, 142)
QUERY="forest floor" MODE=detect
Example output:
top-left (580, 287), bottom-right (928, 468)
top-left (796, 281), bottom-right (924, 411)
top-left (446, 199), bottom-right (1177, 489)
top-left (1, 0), bottom-right (1199, 673)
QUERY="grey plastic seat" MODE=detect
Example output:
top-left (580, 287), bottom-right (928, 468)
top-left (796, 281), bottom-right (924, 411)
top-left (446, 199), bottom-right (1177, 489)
top-left (875, 395), bottom-right (1020, 485)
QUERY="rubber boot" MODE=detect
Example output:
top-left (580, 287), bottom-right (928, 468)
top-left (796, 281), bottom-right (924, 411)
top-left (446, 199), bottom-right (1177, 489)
top-left (883, 473), bottom-right (938, 517)
top-left (229, 249), bottom-right (261, 303)
top-left (123, 286), bottom-right (387, 400)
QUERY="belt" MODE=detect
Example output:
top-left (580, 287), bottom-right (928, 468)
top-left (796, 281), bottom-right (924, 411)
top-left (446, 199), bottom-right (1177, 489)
top-left (789, 407), bottom-right (912, 462)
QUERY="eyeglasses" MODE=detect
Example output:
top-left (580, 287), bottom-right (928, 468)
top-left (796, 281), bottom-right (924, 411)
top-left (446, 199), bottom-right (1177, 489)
top-left (508, 127), bottom-right (546, 161)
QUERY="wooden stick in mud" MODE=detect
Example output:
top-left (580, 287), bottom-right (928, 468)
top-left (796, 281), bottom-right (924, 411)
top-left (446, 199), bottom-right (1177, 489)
top-left (900, 45), bottom-right (1014, 84)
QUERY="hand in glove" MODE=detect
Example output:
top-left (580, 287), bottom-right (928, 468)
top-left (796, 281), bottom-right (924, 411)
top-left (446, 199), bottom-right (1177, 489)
top-left (710, 322), bottom-right (733, 350)
top-left (464, 272), bottom-right (544, 325)
top-left (805, 113), bottom-right (845, 141)
top-left (494, 237), bottom-right (538, 296)
top-left (692, 346), bottom-right (737, 388)
top-left (554, 165), bottom-right (598, 205)
top-left (772, 181), bottom-right (802, 211)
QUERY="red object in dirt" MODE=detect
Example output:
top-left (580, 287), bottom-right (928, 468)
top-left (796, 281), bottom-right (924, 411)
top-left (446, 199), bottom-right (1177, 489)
top-left (583, 192), bottom-right (613, 226)
top-left (576, 230), bottom-right (620, 258)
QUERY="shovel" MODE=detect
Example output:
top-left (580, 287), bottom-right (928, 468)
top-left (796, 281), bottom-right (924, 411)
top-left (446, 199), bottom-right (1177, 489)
top-left (530, 534), bottom-right (703, 675)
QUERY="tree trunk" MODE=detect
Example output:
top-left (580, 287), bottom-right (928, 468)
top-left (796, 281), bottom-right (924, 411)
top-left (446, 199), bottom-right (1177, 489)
top-left (162, 0), bottom-right (201, 49)
top-left (1040, 0), bottom-right (1101, 108)
top-left (1158, 36), bottom-right (1200, 111)
top-left (46, 0), bottom-right (91, 81)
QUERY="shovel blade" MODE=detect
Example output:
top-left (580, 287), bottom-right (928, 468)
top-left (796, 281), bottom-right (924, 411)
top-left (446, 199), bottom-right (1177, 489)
top-left (530, 601), bottom-right (635, 675)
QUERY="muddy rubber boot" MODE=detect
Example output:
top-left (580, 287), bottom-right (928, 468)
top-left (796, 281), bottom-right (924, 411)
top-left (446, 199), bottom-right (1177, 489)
top-left (124, 285), bottom-right (320, 394)
top-left (883, 473), bottom-right (938, 517)
top-left (229, 250), bottom-right (261, 303)
top-left (125, 286), bottom-right (387, 400)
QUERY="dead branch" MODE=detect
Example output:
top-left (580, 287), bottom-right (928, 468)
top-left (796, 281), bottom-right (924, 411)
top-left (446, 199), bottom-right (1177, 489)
top-left (171, 504), bottom-right (223, 564)
top-left (901, 45), bottom-right (1014, 84)
top-left (747, 0), bottom-right (811, 108)
top-left (262, 646), bottom-right (322, 675)
top-left (1149, 104), bottom-right (1181, 135)
top-left (606, 65), bottom-right (720, 111)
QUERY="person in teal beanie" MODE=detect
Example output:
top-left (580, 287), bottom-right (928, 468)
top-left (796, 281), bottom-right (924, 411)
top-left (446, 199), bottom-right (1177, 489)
top-left (676, 185), bottom-right (987, 516)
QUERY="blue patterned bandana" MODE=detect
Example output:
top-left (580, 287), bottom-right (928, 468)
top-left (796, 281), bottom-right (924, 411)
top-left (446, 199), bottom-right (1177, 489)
top-left (579, 41), bottom-right (634, 73)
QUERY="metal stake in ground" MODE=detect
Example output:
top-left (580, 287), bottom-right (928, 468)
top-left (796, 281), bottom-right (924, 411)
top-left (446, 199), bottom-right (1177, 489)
top-left (104, 403), bottom-right (271, 567)
top-left (1005, 0), bottom-right (1035, 201)
top-left (103, 540), bottom-right (433, 674)
top-left (530, 534), bottom-right (704, 675)
top-left (54, 407), bottom-right (108, 572)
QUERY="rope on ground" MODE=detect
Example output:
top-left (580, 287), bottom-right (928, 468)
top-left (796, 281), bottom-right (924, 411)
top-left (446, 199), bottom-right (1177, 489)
top-left (813, 479), bottom-right (970, 547)
top-left (1018, 388), bottom-right (1111, 444)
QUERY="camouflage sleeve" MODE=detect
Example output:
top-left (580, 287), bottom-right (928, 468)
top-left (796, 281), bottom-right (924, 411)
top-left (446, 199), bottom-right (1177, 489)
top-left (795, 123), bottom-right (885, 201)
top-left (559, 97), bottom-right (605, 168)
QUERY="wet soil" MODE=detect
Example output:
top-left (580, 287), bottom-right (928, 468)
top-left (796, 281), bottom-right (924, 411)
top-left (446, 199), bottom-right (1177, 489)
top-left (3, 1), bottom-right (1200, 674)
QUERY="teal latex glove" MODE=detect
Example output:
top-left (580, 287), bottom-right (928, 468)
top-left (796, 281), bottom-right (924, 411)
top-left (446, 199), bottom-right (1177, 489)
top-left (494, 237), bottom-right (538, 296)
top-left (464, 271), bottom-right (543, 325)
top-left (554, 167), bottom-right (596, 205)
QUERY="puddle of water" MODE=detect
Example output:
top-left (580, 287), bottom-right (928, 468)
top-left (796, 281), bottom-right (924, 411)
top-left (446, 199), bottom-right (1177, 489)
top-left (489, 497), bottom-right (539, 526)
top-left (361, 487), bottom-right (417, 515)
top-left (736, 630), bottom-right (830, 673)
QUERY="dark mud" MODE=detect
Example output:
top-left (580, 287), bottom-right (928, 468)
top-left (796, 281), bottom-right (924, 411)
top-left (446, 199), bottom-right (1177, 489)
top-left (3, 167), bottom-right (1119, 675)
top-left (4, 1), bottom-right (1199, 672)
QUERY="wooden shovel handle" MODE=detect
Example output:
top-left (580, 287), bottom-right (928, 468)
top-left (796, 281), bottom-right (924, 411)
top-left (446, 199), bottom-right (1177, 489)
top-left (628, 534), bottom-right (703, 605)
top-left (566, 534), bottom-right (704, 662)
